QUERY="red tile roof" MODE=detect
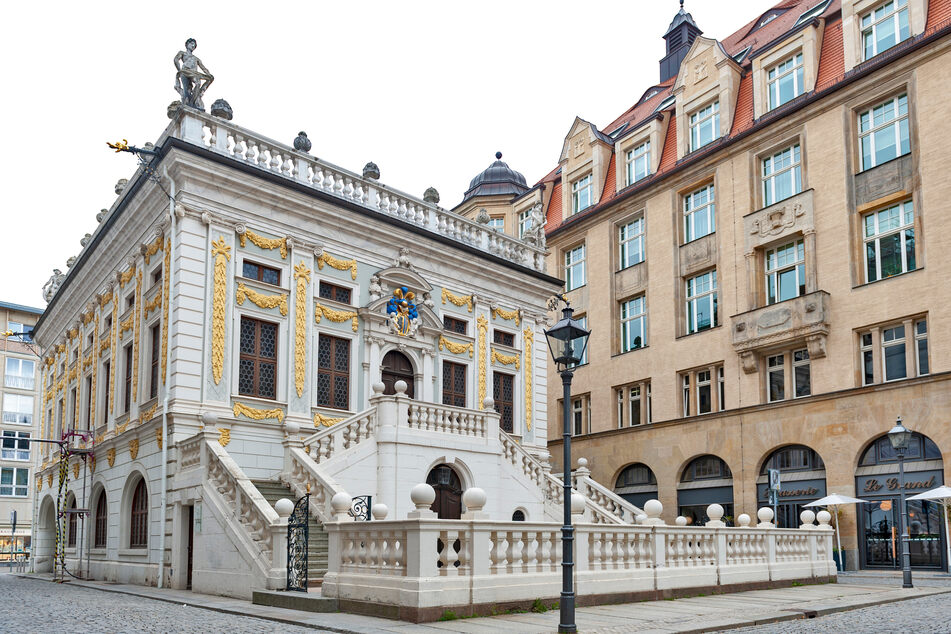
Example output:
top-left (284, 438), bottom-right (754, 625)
top-left (815, 15), bottom-right (844, 89)
top-left (545, 181), bottom-right (562, 232)
top-left (601, 153), bottom-right (617, 207)
top-left (730, 73), bottom-right (755, 136)
top-left (657, 114), bottom-right (678, 173)
top-left (927, 0), bottom-right (951, 30)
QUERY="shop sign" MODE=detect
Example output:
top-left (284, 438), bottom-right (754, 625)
top-left (856, 470), bottom-right (943, 496)
top-left (756, 478), bottom-right (826, 502)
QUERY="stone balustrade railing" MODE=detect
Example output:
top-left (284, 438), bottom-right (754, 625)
top-left (284, 444), bottom-right (349, 522)
top-left (322, 513), bottom-right (836, 620)
top-left (175, 110), bottom-right (547, 273)
top-left (406, 402), bottom-right (489, 438)
top-left (301, 408), bottom-right (376, 465)
top-left (574, 460), bottom-right (644, 523)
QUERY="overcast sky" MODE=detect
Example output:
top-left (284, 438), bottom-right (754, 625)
top-left (0, 0), bottom-right (779, 309)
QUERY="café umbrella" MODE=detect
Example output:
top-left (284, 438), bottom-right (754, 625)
top-left (805, 493), bottom-right (866, 572)
top-left (907, 485), bottom-right (951, 575)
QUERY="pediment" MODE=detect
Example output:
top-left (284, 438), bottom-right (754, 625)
top-left (558, 117), bottom-right (609, 164)
top-left (672, 36), bottom-right (741, 95)
top-left (373, 266), bottom-right (433, 295)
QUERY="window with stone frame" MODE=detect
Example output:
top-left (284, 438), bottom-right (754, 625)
top-left (149, 324), bottom-right (160, 400)
top-left (442, 361), bottom-right (466, 408)
top-left (762, 144), bottom-right (802, 207)
top-left (2, 393), bottom-right (33, 425)
top-left (620, 295), bottom-right (646, 352)
top-left (83, 375), bottom-right (92, 430)
top-left (0, 467), bottom-right (28, 497)
top-left (858, 316), bottom-right (928, 385)
top-left (767, 54), bottom-right (804, 111)
top-left (618, 216), bottom-right (645, 270)
top-left (129, 478), bottom-right (148, 549)
top-left (683, 184), bottom-right (715, 242)
top-left (858, 93), bottom-right (909, 171)
top-left (685, 270), bottom-right (718, 334)
top-left (493, 330), bottom-right (515, 347)
top-left (1, 431), bottom-right (30, 461)
top-left (101, 361), bottom-right (110, 425)
top-left (238, 316), bottom-right (278, 399)
top-left (318, 281), bottom-right (352, 305)
top-left (443, 315), bottom-right (467, 335)
top-left (493, 372), bottom-right (514, 433)
top-left (94, 491), bottom-right (108, 548)
top-left (571, 174), bottom-right (593, 214)
top-left (518, 209), bottom-right (533, 238)
top-left (616, 382), bottom-right (651, 427)
top-left (626, 140), bottom-right (651, 185)
top-left (564, 244), bottom-right (586, 291)
top-left (863, 199), bottom-right (915, 283)
top-left (766, 348), bottom-right (811, 402)
top-left (317, 335), bottom-right (350, 410)
top-left (122, 344), bottom-right (133, 413)
top-left (689, 101), bottom-right (720, 151)
top-left (681, 365), bottom-right (724, 416)
top-left (242, 260), bottom-right (281, 286)
top-left (765, 239), bottom-right (805, 304)
top-left (862, 0), bottom-right (910, 60)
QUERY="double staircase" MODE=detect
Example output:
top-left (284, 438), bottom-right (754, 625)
top-left (252, 480), bottom-right (329, 586)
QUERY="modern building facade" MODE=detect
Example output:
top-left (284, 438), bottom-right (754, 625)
top-left (0, 300), bottom-right (43, 560)
top-left (473, 0), bottom-right (950, 572)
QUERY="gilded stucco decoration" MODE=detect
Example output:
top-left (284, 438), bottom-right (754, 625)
top-left (36, 478), bottom-right (42, 492)
top-left (72, 462), bottom-right (80, 480)
top-left (155, 427), bottom-right (163, 450)
top-left (99, 292), bottom-right (113, 308)
top-left (143, 234), bottom-right (164, 265)
top-left (109, 306), bottom-right (117, 413)
top-left (119, 313), bottom-right (134, 336)
top-left (131, 271), bottom-right (142, 402)
top-left (106, 448), bottom-right (116, 468)
top-left (129, 438), bottom-right (139, 460)
top-left (218, 428), bottom-right (231, 446)
top-left (476, 315), bottom-right (488, 409)
top-left (141, 402), bottom-right (160, 421)
top-left (313, 412), bottom-right (346, 427)
top-left (116, 422), bottom-right (128, 435)
top-left (236, 282), bottom-right (288, 315)
top-left (294, 262), bottom-right (311, 397)
top-left (316, 251), bottom-right (358, 280)
top-left (232, 401), bottom-right (285, 422)
top-left (492, 306), bottom-right (521, 326)
top-left (238, 229), bottom-right (288, 259)
top-left (82, 310), bottom-right (96, 325)
top-left (67, 328), bottom-right (79, 341)
top-left (314, 302), bottom-right (359, 332)
top-left (47, 472), bottom-right (53, 487)
top-left (144, 292), bottom-right (162, 316)
top-left (491, 348), bottom-right (520, 370)
top-left (385, 287), bottom-right (418, 337)
top-left (438, 335), bottom-right (473, 358)
top-left (161, 239), bottom-right (171, 384)
top-left (523, 328), bottom-right (533, 431)
top-left (211, 237), bottom-right (231, 385)
top-left (91, 314), bottom-right (99, 428)
top-left (119, 265), bottom-right (136, 287)
top-left (441, 288), bottom-right (473, 312)
top-left (99, 337), bottom-right (110, 357)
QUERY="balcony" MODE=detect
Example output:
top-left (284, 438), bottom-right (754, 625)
top-left (731, 290), bottom-right (830, 373)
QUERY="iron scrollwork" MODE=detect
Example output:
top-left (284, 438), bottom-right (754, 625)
top-left (349, 495), bottom-right (372, 521)
top-left (286, 494), bottom-right (309, 592)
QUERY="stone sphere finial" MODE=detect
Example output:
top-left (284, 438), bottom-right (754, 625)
top-left (293, 131), bottom-right (312, 153)
top-left (200, 411), bottom-right (218, 427)
top-left (362, 161), bottom-right (380, 180)
top-left (423, 187), bottom-right (440, 204)
top-left (331, 492), bottom-right (352, 517)
top-left (274, 498), bottom-right (294, 518)
top-left (371, 503), bottom-right (389, 520)
top-left (675, 516), bottom-right (688, 526)
top-left (210, 99), bottom-right (233, 121)
top-left (738, 514), bottom-right (751, 527)
top-left (410, 483), bottom-right (436, 509)
top-left (816, 510), bottom-right (832, 527)
top-left (800, 509), bottom-right (816, 527)
top-left (394, 380), bottom-right (408, 395)
top-left (577, 457), bottom-right (588, 469)
top-left (644, 499), bottom-right (663, 519)
top-left (570, 492), bottom-right (586, 515)
top-left (707, 503), bottom-right (725, 522)
top-left (371, 382), bottom-right (386, 394)
top-left (483, 397), bottom-right (495, 409)
top-left (462, 487), bottom-right (487, 513)
top-left (757, 507), bottom-right (775, 525)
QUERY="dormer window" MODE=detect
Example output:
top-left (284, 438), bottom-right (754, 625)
top-left (862, 0), bottom-right (909, 60)
top-left (689, 101), bottom-right (720, 152)
top-left (654, 95), bottom-right (676, 113)
top-left (626, 141), bottom-right (651, 185)
top-left (795, 0), bottom-right (832, 26)
top-left (487, 217), bottom-right (504, 231)
top-left (767, 54), bottom-right (804, 110)
top-left (760, 13), bottom-right (778, 27)
top-left (571, 175), bottom-right (592, 214)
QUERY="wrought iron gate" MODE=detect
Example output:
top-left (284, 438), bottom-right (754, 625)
top-left (286, 494), bottom-right (309, 592)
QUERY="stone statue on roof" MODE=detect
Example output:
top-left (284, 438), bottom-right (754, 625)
top-left (174, 38), bottom-right (214, 110)
top-left (522, 202), bottom-right (547, 249)
top-left (42, 269), bottom-right (66, 304)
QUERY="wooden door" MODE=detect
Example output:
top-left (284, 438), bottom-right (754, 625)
top-left (381, 350), bottom-right (415, 398)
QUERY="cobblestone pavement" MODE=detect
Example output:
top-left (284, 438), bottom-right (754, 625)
top-left (837, 572), bottom-right (951, 587)
top-left (0, 574), bottom-right (322, 633)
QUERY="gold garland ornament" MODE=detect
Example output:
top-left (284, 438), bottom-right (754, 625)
top-left (491, 348), bottom-right (521, 370)
top-left (236, 282), bottom-right (288, 315)
top-left (211, 237), bottom-right (231, 385)
top-left (116, 422), bottom-right (128, 435)
top-left (119, 265), bottom-right (136, 287)
top-left (238, 229), bottom-right (288, 259)
top-left (129, 438), bottom-right (139, 460)
top-left (36, 478), bottom-right (42, 492)
top-left (99, 292), bottom-right (113, 308)
top-left (316, 251), bottom-right (358, 280)
top-left (47, 472), bottom-right (54, 487)
top-left (232, 401), bottom-right (285, 423)
top-left (438, 335), bottom-right (473, 358)
top-left (492, 306), bottom-right (521, 326)
top-left (294, 263), bottom-right (310, 397)
top-left (143, 233), bottom-right (164, 265)
top-left (109, 306), bottom-right (117, 412)
top-left (119, 313), bottom-right (134, 336)
top-left (442, 288), bottom-right (473, 312)
top-left (314, 302), bottom-right (359, 332)
top-left (99, 337), bottom-right (111, 357)
top-left (314, 411), bottom-right (346, 427)
top-left (144, 292), bottom-right (162, 316)
top-left (477, 315), bottom-right (488, 409)
top-left (141, 402), bottom-right (160, 421)
top-left (523, 328), bottom-right (533, 431)
top-left (218, 428), bottom-right (231, 447)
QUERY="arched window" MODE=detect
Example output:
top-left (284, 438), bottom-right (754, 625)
top-left (512, 510), bottom-right (526, 522)
top-left (94, 491), bottom-right (107, 549)
top-left (761, 445), bottom-right (825, 474)
top-left (681, 455), bottom-right (732, 482)
top-left (130, 479), bottom-right (148, 549)
top-left (615, 463), bottom-right (657, 487)
top-left (67, 497), bottom-right (77, 548)
top-left (859, 433), bottom-right (941, 466)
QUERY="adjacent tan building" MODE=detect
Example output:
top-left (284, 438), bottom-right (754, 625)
top-left (462, 0), bottom-right (951, 571)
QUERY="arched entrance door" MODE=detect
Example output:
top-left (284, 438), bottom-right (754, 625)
top-left (426, 464), bottom-right (462, 519)
top-left (757, 445), bottom-right (826, 528)
top-left (381, 350), bottom-right (414, 398)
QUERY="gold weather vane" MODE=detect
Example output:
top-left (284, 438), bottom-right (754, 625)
top-left (107, 139), bottom-right (130, 153)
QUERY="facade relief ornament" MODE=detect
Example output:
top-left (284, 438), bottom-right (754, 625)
top-left (129, 438), bottom-right (139, 461)
top-left (750, 202), bottom-right (805, 238)
top-left (316, 250), bottom-right (358, 280)
top-left (294, 263), bottom-right (311, 398)
top-left (236, 283), bottom-right (288, 315)
top-left (491, 348), bottom-right (520, 370)
top-left (523, 328), bottom-right (533, 431)
top-left (395, 247), bottom-right (414, 270)
top-left (314, 412), bottom-right (346, 427)
top-left (441, 288), bottom-right (473, 312)
top-left (438, 335), bottom-right (473, 358)
top-left (386, 287), bottom-right (419, 337)
top-left (106, 448), bottom-right (116, 468)
top-left (142, 233), bottom-right (164, 264)
top-left (233, 401), bottom-right (285, 422)
top-left (492, 306), bottom-right (521, 326)
top-left (314, 302), bottom-right (359, 332)
top-left (161, 239), bottom-right (171, 384)
top-left (368, 275), bottom-right (383, 301)
top-left (238, 229), bottom-right (288, 259)
top-left (217, 428), bottom-right (231, 447)
top-left (211, 237), bottom-right (231, 385)
top-left (476, 315), bottom-right (488, 409)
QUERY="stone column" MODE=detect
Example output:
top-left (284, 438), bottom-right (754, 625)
top-left (709, 365), bottom-right (720, 412)
top-left (870, 326), bottom-right (882, 383)
top-left (803, 229), bottom-right (818, 294)
top-left (639, 381), bottom-right (649, 426)
top-left (902, 318), bottom-right (916, 379)
top-left (745, 252), bottom-right (759, 311)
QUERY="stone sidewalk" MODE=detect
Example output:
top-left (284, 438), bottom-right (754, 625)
top-left (21, 574), bottom-right (951, 633)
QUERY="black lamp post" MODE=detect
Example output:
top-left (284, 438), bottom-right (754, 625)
top-left (888, 416), bottom-right (914, 589)
top-left (544, 296), bottom-right (590, 634)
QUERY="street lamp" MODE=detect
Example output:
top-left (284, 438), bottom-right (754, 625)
top-left (888, 416), bottom-right (914, 589)
top-left (544, 296), bottom-right (590, 634)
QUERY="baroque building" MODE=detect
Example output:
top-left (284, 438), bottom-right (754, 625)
top-left (487, 0), bottom-right (950, 571)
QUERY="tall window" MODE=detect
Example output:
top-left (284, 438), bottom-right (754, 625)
top-left (518, 209), bottom-right (533, 238)
top-left (861, 332), bottom-right (875, 385)
top-left (571, 175), bottom-right (592, 214)
top-left (1, 431), bottom-right (30, 461)
top-left (620, 296), bottom-right (646, 352)
top-left (767, 53), bottom-right (804, 110)
top-left (863, 200), bottom-right (915, 282)
top-left (682, 367), bottom-right (723, 415)
top-left (442, 362), bottom-right (466, 407)
top-left (94, 492), bottom-right (108, 548)
top-left (689, 101), bottom-right (720, 151)
top-left (859, 94), bottom-right (909, 170)
top-left (130, 478), bottom-right (148, 549)
top-left (493, 372), bottom-right (514, 433)
top-left (767, 349), bottom-right (810, 402)
top-left (122, 345), bottom-right (133, 413)
top-left (83, 375), bottom-right (92, 430)
top-left (4, 358), bottom-right (34, 390)
top-left (882, 324), bottom-right (908, 381)
top-left (318, 281), bottom-right (352, 305)
top-left (619, 217), bottom-right (645, 270)
top-left (762, 144), bottom-right (802, 206)
top-left (765, 239), bottom-right (805, 304)
top-left (67, 498), bottom-right (77, 548)
top-left (686, 271), bottom-right (718, 334)
top-left (861, 318), bottom-right (928, 385)
top-left (792, 349), bottom-right (811, 397)
top-left (767, 354), bottom-right (785, 402)
top-left (626, 141), bottom-right (651, 184)
top-left (149, 324), bottom-right (160, 400)
top-left (238, 317), bottom-right (277, 399)
top-left (101, 361), bottom-right (111, 425)
top-left (564, 245), bottom-right (586, 291)
top-left (862, 0), bottom-right (909, 60)
top-left (0, 467), bottom-right (28, 497)
top-left (493, 330), bottom-right (515, 347)
top-left (242, 260), bottom-right (280, 285)
top-left (316, 335), bottom-right (349, 409)
top-left (2, 394), bottom-right (33, 425)
top-left (684, 184), bottom-right (715, 242)
top-left (617, 383), bottom-right (651, 427)
top-left (572, 397), bottom-right (585, 436)
top-left (915, 319), bottom-right (929, 375)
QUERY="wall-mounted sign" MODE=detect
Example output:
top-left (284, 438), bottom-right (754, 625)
top-left (856, 470), bottom-right (943, 497)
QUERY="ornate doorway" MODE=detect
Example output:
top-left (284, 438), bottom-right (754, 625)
top-left (381, 350), bottom-right (415, 398)
top-left (426, 465), bottom-right (462, 519)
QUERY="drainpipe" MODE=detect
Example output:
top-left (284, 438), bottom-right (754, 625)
top-left (157, 165), bottom-right (177, 588)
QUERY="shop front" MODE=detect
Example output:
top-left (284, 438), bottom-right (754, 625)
top-left (855, 433), bottom-right (947, 570)
top-left (678, 455), bottom-right (734, 526)
top-left (756, 445), bottom-right (827, 529)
